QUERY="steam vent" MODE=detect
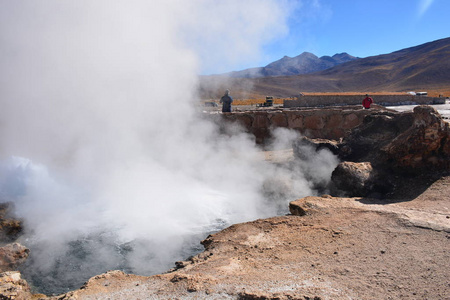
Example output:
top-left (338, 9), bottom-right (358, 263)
top-left (1, 1), bottom-right (450, 298)
top-left (1, 102), bottom-right (449, 299)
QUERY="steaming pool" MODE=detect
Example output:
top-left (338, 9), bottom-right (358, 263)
top-left (6, 100), bottom-right (448, 296)
top-left (19, 221), bottom-right (216, 295)
top-left (5, 140), bottom-right (337, 296)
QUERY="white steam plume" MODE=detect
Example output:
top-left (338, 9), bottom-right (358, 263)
top-left (0, 0), bottom-right (336, 295)
top-left (177, 0), bottom-right (289, 74)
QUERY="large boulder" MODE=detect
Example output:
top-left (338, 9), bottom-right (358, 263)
top-left (330, 106), bottom-right (449, 196)
top-left (331, 162), bottom-right (393, 197)
top-left (338, 111), bottom-right (414, 164)
top-left (339, 106), bottom-right (450, 173)
top-left (331, 162), bottom-right (374, 196)
top-left (381, 106), bottom-right (450, 172)
top-left (293, 136), bottom-right (340, 159)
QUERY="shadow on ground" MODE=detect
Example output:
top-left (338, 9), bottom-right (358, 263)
top-left (355, 172), bottom-right (449, 205)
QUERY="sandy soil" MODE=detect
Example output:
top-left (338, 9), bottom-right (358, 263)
top-left (52, 175), bottom-right (450, 300)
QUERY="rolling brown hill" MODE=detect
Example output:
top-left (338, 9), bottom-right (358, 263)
top-left (199, 37), bottom-right (450, 99)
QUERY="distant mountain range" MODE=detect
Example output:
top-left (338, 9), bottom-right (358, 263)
top-left (224, 52), bottom-right (358, 78)
top-left (199, 37), bottom-right (450, 98)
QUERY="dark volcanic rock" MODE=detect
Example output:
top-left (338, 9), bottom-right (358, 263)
top-left (331, 162), bottom-right (393, 197)
top-left (332, 106), bottom-right (449, 196)
top-left (339, 106), bottom-right (450, 173)
top-left (338, 111), bottom-right (414, 164)
top-left (331, 162), bottom-right (374, 196)
top-left (293, 136), bottom-right (340, 159)
top-left (381, 105), bottom-right (450, 172)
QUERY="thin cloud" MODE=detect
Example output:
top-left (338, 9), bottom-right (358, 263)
top-left (418, 0), bottom-right (434, 17)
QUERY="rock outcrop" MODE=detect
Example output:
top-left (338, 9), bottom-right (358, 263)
top-left (0, 271), bottom-right (34, 300)
top-left (323, 105), bottom-right (450, 196)
top-left (0, 203), bottom-right (31, 299)
top-left (0, 243), bottom-right (30, 273)
top-left (207, 106), bottom-right (380, 143)
top-left (339, 105), bottom-right (450, 173)
top-left (293, 136), bottom-right (340, 158)
top-left (381, 106), bottom-right (450, 172)
top-left (0, 203), bottom-right (23, 242)
top-left (330, 161), bottom-right (393, 197)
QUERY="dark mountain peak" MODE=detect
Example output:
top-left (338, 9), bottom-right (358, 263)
top-left (287, 52), bottom-right (319, 63)
top-left (267, 52), bottom-right (319, 67)
top-left (331, 52), bottom-right (358, 63)
top-left (319, 55), bottom-right (334, 62)
top-left (199, 37), bottom-right (450, 97)
top-left (332, 52), bottom-right (350, 58)
top-left (296, 51), bottom-right (317, 58)
top-left (276, 55), bottom-right (293, 63)
top-left (258, 51), bottom-right (357, 77)
top-left (223, 51), bottom-right (358, 78)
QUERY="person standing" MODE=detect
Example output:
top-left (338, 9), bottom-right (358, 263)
top-left (220, 89), bottom-right (233, 113)
top-left (362, 94), bottom-right (373, 109)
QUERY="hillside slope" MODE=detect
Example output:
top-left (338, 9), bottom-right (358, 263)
top-left (199, 37), bottom-right (450, 98)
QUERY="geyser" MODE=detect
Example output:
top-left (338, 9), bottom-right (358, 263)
top-left (0, 0), bottom-right (337, 295)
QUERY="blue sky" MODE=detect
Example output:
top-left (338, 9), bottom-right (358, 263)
top-left (226, 0), bottom-right (449, 73)
top-left (1, 0), bottom-right (447, 76)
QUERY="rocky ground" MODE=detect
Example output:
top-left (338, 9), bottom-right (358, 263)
top-left (32, 175), bottom-right (447, 300)
top-left (1, 105), bottom-right (449, 299)
top-left (1, 182), bottom-right (449, 300)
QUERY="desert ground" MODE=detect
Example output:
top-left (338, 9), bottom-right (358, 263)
top-left (49, 169), bottom-right (450, 300)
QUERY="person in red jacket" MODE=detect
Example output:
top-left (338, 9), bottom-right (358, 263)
top-left (362, 94), bottom-right (373, 109)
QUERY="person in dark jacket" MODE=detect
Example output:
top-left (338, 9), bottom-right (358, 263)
top-left (362, 94), bottom-right (373, 109)
top-left (220, 90), bottom-right (233, 112)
